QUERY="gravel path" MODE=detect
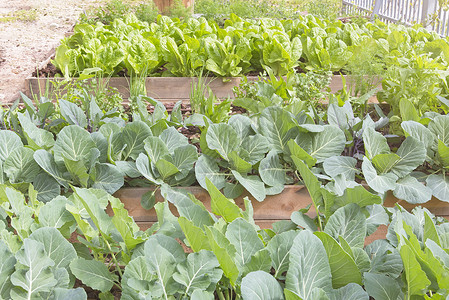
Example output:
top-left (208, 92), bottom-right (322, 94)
top-left (0, 0), bottom-right (101, 104)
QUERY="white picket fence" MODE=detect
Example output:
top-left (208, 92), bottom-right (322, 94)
top-left (342, 0), bottom-right (449, 36)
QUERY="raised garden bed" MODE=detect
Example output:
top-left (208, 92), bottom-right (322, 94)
top-left (25, 75), bottom-right (381, 104)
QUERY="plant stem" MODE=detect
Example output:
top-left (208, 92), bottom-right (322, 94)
top-left (104, 238), bottom-right (123, 279)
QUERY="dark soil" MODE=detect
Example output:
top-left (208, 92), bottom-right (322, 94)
top-left (32, 60), bottom-right (59, 77)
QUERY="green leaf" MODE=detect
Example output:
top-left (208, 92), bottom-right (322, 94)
top-left (390, 137), bottom-right (426, 177)
top-left (59, 99), bottom-right (87, 127)
top-left (241, 271), bottom-right (284, 300)
top-left (28, 227), bottom-right (77, 269)
top-left (0, 241), bottom-right (16, 299)
top-left (91, 163), bottom-right (124, 194)
top-left (228, 151), bottom-right (252, 174)
top-left (33, 174), bottom-right (61, 203)
top-left (259, 106), bottom-right (297, 153)
top-left (241, 134), bottom-right (270, 165)
top-left (10, 239), bottom-right (57, 298)
top-left (231, 170), bottom-right (266, 202)
top-left (226, 218), bottom-right (264, 268)
top-left (70, 258), bottom-right (116, 293)
top-left (429, 115), bottom-right (449, 146)
top-left (64, 158), bottom-right (89, 187)
top-left (285, 230), bottom-right (332, 299)
top-left (372, 153), bottom-right (400, 174)
top-left (401, 121), bottom-right (434, 149)
top-left (266, 230), bottom-right (298, 279)
top-left (400, 244), bottom-right (431, 297)
top-left (393, 175), bottom-right (432, 204)
top-left (53, 125), bottom-right (96, 164)
top-left (204, 226), bottom-right (239, 286)
top-left (324, 203), bottom-right (366, 248)
top-left (424, 212), bottom-right (441, 246)
top-left (135, 153), bottom-right (163, 185)
top-left (172, 250), bottom-right (222, 295)
top-left (155, 159), bottom-right (179, 180)
top-left (17, 113), bottom-right (55, 150)
top-left (291, 157), bottom-right (323, 211)
top-left (0, 131), bottom-right (23, 163)
top-left (287, 139), bottom-right (317, 168)
top-left (160, 126), bottom-right (189, 153)
top-left (178, 217), bottom-right (210, 252)
top-left (195, 155), bottom-right (227, 190)
top-left (206, 123), bottom-right (240, 160)
top-left (259, 151), bottom-right (286, 187)
top-left (143, 136), bottom-right (169, 163)
top-left (400, 98), bottom-right (420, 121)
top-left (363, 272), bottom-right (401, 300)
top-left (334, 185), bottom-right (382, 210)
top-left (191, 290), bottom-right (214, 300)
top-left (121, 121), bottom-right (153, 160)
top-left (4, 147), bottom-right (40, 183)
top-left (34, 150), bottom-right (71, 188)
top-left (170, 144), bottom-right (198, 178)
top-left (426, 174), bottom-right (449, 202)
top-left (291, 211), bottom-right (318, 231)
top-left (309, 125), bottom-right (346, 163)
top-left (314, 232), bottom-right (362, 288)
top-left (362, 157), bottom-right (397, 194)
top-left (363, 127), bottom-right (390, 160)
top-left (323, 156), bottom-right (358, 180)
top-left (205, 177), bottom-right (241, 222)
top-left (438, 139), bottom-right (449, 167)
top-left (329, 283), bottom-right (369, 300)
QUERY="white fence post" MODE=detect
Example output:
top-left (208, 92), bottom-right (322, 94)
top-left (421, 0), bottom-right (438, 28)
top-left (371, 0), bottom-right (384, 20)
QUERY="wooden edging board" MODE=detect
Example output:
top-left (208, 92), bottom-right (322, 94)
top-left (110, 185), bottom-right (449, 245)
top-left (25, 75), bottom-right (381, 104)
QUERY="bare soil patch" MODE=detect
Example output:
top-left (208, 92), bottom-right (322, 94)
top-left (0, 0), bottom-right (103, 104)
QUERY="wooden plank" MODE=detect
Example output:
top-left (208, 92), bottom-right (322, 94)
top-left (26, 75), bottom-right (377, 104)
top-left (135, 219), bottom-right (287, 231)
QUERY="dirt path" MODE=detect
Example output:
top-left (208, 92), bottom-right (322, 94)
top-left (0, 0), bottom-right (102, 104)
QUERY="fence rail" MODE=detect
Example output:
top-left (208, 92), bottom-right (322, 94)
top-left (342, 0), bottom-right (449, 36)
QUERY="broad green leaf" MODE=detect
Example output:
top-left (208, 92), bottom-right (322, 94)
top-left (429, 115), bottom-right (449, 146)
top-left (291, 157), bottom-right (322, 210)
top-left (287, 139), bottom-right (316, 168)
top-left (285, 230), bottom-right (332, 299)
top-left (195, 155), bottom-right (227, 190)
top-left (314, 232), bottom-right (362, 288)
top-left (135, 153), bottom-right (163, 185)
top-left (241, 134), bottom-right (270, 165)
top-left (393, 175), bottom-right (432, 204)
top-left (205, 177), bottom-right (241, 222)
top-left (4, 147), bottom-right (40, 183)
top-left (160, 126), bottom-right (189, 153)
top-left (64, 158), bottom-right (89, 187)
top-left (223, 182), bottom-right (244, 199)
top-left (228, 151), bottom-right (252, 174)
top-left (424, 212), bottom-right (441, 246)
top-left (329, 283), bottom-right (369, 300)
top-left (170, 144), bottom-right (198, 177)
top-left (241, 248), bottom-right (272, 276)
top-left (155, 159), bottom-right (179, 180)
top-left (231, 170), bottom-right (266, 202)
top-left (0, 131), bottom-right (23, 163)
top-left (291, 211), bottom-right (318, 231)
top-left (10, 239), bottom-right (57, 298)
top-left (400, 98), bottom-right (419, 121)
top-left (324, 203), bottom-right (366, 248)
top-left (259, 151), bottom-right (286, 186)
top-left (70, 258), bottom-right (116, 293)
top-left (323, 156), bottom-right (358, 180)
top-left (334, 185), bottom-right (382, 210)
top-left (259, 106), bottom-right (297, 153)
top-left (363, 272), bottom-right (401, 300)
top-left (309, 125), bottom-right (346, 163)
top-left (191, 290), bottom-right (214, 300)
top-left (172, 250), bottom-right (222, 295)
top-left (363, 127), bottom-right (390, 160)
top-left (226, 218), bottom-right (264, 268)
top-left (121, 121), bottom-right (153, 160)
top-left (402, 121), bottom-right (434, 149)
top-left (17, 113), bottom-right (55, 150)
top-left (204, 226), bottom-right (239, 286)
top-left (38, 197), bottom-right (75, 234)
top-left (143, 136), bottom-right (169, 163)
top-left (34, 150), bottom-right (71, 188)
top-left (366, 204), bottom-right (389, 236)
top-left (228, 114), bottom-right (253, 141)
top-left (178, 217), bottom-right (210, 252)
top-left (426, 174), bottom-right (449, 202)
top-left (91, 163), bottom-right (124, 194)
top-left (390, 136), bottom-right (426, 177)
top-left (362, 157), bottom-right (397, 194)
top-left (52, 288), bottom-right (87, 300)
top-left (372, 153), bottom-right (400, 174)
top-left (59, 99), bottom-right (87, 127)
top-left (0, 241), bottom-right (15, 299)
top-left (28, 227), bottom-right (77, 269)
top-left (241, 271), bottom-right (283, 300)
top-left (33, 174), bottom-right (61, 203)
top-left (206, 123), bottom-right (240, 160)
top-left (426, 239), bottom-right (449, 268)
top-left (438, 139), bottom-right (449, 167)
top-left (400, 244), bottom-right (431, 297)
top-left (53, 125), bottom-right (96, 164)
top-left (266, 230), bottom-right (298, 279)
top-left (121, 256), bottom-right (152, 299)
